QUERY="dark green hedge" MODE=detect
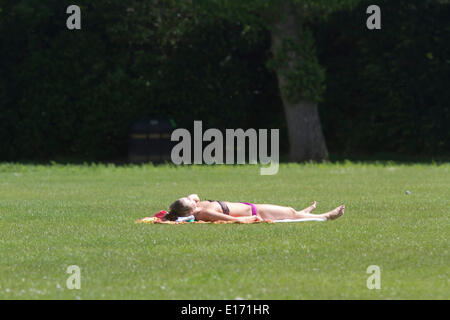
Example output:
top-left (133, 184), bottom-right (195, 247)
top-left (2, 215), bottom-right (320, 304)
top-left (317, 0), bottom-right (450, 157)
top-left (0, 0), bottom-right (448, 161)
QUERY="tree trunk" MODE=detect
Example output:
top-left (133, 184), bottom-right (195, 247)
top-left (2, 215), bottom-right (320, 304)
top-left (280, 98), bottom-right (329, 161)
top-left (270, 7), bottom-right (329, 162)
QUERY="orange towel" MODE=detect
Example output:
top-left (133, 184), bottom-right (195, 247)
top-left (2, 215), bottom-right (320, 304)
top-left (135, 217), bottom-right (273, 224)
top-left (136, 210), bottom-right (274, 224)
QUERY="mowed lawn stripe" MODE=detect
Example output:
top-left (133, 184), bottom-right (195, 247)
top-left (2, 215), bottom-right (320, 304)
top-left (0, 163), bottom-right (448, 299)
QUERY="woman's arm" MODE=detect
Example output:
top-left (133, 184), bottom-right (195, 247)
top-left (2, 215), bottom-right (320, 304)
top-left (187, 194), bottom-right (200, 203)
top-left (196, 209), bottom-right (262, 223)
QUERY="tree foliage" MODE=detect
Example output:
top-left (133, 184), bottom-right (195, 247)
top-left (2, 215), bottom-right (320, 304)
top-left (0, 0), bottom-right (448, 161)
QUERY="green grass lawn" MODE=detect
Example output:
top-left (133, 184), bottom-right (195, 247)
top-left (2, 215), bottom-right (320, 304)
top-left (0, 162), bottom-right (448, 299)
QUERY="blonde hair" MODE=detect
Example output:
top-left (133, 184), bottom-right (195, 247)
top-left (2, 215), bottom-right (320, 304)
top-left (164, 199), bottom-right (192, 221)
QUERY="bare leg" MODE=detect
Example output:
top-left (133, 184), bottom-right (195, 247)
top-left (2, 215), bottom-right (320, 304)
top-left (322, 205), bottom-right (345, 220)
top-left (300, 201), bottom-right (317, 213)
top-left (295, 205), bottom-right (344, 220)
top-left (255, 203), bottom-right (344, 221)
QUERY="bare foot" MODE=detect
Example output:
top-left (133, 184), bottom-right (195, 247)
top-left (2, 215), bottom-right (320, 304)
top-left (323, 205), bottom-right (345, 220)
top-left (303, 201), bottom-right (317, 213)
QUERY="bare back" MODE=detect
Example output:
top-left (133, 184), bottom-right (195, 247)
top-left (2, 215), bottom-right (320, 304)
top-left (197, 200), bottom-right (304, 220)
top-left (195, 201), bottom-right (253, 218)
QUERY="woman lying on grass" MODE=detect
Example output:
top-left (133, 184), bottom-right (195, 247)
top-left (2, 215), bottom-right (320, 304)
top-left (164, 194), bottom-right (345, 223)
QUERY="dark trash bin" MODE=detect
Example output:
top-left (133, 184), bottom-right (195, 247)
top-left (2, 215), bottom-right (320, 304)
top-left (128, 118), bottom-right (176, 163)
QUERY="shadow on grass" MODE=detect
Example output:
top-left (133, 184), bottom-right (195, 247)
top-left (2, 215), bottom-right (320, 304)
top-left (328, 152), bottom-right (450, 165)
top-left (2, 152), bottom-right (450, 167)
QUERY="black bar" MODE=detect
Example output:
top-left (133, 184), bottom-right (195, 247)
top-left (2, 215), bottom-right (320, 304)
top-left (0, 300), bottom-right (444, 319)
